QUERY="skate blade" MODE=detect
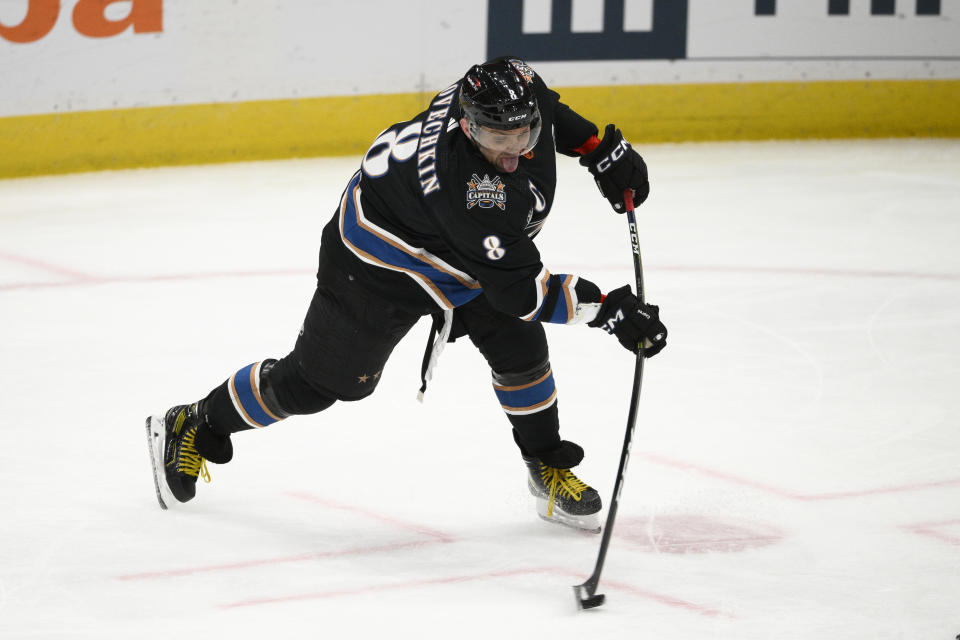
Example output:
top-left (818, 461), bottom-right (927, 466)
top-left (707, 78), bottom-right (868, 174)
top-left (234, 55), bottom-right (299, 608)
top-left (535, 498), bottom-right (601, 534)
top-left (145, 415), bottom-right (171, 510)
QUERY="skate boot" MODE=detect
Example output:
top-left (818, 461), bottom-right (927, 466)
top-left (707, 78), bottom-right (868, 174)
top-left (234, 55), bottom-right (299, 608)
top-left (524, 455), bottom-right (602, 533)
top-left (145, 403), bottom-right (232, 510)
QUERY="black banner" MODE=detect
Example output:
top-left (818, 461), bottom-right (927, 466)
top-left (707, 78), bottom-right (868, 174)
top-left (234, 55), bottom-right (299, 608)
top-left (486, 0), bottom-right (688, 62)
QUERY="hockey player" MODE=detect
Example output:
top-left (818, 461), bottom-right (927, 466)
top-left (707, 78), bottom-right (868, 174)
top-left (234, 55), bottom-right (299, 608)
top-left (146, 58), bottom-right (667, 532)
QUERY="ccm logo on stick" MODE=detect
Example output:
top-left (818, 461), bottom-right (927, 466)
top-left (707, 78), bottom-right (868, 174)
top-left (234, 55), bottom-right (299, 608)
top-left (0, 0), bottom-right (163, 43)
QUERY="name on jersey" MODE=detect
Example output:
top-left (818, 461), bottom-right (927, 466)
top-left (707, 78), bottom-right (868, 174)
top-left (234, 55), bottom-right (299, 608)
top-left (417, 83), bottom-right (458, 196)
top-left (466, 174), bottom-right (506, 210)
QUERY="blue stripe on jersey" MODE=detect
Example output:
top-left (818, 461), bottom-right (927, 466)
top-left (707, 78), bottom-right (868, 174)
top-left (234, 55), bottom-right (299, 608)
top-left (341, 173), bottom-right (483, 309)
top-left (493, 370), bottom-right (557, 415)
top-left (230, 362), bottom-right (280, 429)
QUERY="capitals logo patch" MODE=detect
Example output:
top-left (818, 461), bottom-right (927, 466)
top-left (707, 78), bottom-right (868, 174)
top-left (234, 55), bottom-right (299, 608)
top-left (509, 59), bottom-right (535, 83)
top-left (466, 174), bottom-right (506, 210)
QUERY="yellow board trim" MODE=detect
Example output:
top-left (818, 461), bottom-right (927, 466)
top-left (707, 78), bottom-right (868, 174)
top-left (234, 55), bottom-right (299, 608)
top-left (1, 79), bottom-right (958, 179)
top-left (559, 79), bottom-right (960, 143)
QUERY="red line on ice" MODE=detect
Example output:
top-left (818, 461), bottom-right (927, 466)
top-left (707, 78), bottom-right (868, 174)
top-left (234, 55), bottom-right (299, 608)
top-left (117, 491), bottom-right (456, 581)
top-left (284, 491), bottom-right (457, 542)
top-left (0, 249), bottom-right (95, 281)
top-left (806, 479), bottom-right (960, 500)
top-left (650, 264), bottom-right (960, 282)
top-left (0, 268), bottom-right (309, 292)
top-left (597, 576), bottom-right (730, 618)
top-left (641, 452), bottom-right (960, 501)
top-left (3, 263), bottom-right (959, 293)
top-left (903, 519), bottom-right (960, 546)
top-left (116, 539), bottom-right (445, 581)
top-left (562, 263), bottom-right (960, 282)
top-left (217, 568), bottom-right (542, 609)
top-left (218, 566), bottom-right (731, 618)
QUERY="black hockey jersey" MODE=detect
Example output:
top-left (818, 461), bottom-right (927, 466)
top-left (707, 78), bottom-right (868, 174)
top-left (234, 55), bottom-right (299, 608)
top-left (320, 62), bottom-right (603, 324)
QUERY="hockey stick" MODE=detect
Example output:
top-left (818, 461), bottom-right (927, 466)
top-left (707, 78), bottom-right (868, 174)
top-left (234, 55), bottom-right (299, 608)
top-left (574, 189), bottom-right (646, 610)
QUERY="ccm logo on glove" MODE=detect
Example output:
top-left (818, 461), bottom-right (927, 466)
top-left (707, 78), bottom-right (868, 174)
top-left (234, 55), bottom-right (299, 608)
top-left (599, 306), bottom-right (654, 335)
top-left (579, 124), bottom-right (649, 213)
top-left (594, 138), bottom-right (631, 174)
top-left (588, 285), bottom-right (667, 356)
top-left (600, 308), bottom-right (625, 334)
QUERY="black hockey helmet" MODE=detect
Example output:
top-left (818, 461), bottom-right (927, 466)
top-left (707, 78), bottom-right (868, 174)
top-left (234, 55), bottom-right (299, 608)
top-left (459, 59), bottom-right (541, 155)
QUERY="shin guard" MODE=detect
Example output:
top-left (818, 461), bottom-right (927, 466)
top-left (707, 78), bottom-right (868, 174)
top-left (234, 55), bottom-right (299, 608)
top-left (493, 360), bottom-right (565, 458)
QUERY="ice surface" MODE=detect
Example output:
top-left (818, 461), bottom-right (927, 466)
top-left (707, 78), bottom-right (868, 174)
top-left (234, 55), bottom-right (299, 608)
top-left (1, 139), bottom-right (958, 639)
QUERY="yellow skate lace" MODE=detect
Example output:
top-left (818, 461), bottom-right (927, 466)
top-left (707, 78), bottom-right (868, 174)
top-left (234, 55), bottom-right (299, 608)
top-left (173, 409), bottom-right (212, 484)
top-left (540, 464), bottom-right (588, 517)
top-left (180, 427), bottom-right (211, 483)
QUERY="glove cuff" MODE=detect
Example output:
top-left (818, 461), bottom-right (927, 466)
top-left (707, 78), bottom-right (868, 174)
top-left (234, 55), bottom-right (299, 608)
top-left (578, 123), bottom-right (619, 168)
top-left (573, 135), bottom-right (601, 156)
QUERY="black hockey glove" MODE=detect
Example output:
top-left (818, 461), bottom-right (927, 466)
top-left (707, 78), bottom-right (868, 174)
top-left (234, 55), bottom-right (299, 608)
top-left (587, 285), bottom-right (667, 356)
top-left (579, 124), bottom-right (649, 213)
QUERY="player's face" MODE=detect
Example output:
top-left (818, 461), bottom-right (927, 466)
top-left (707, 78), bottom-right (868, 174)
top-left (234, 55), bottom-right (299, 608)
top-left (463, 120), bottom-right (533, 173)
top-left (476, 126), bottom-right (531, 154)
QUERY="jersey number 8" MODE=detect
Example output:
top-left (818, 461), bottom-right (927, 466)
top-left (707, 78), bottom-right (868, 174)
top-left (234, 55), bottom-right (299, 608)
top-left (483, 235), bottom-right (505, 260)
top-left (362, 122), bottom-right (423, 178)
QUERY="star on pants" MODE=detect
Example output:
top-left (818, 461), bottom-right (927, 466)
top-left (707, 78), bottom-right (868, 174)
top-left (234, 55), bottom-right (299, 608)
top-left (358, 370), bottom-right (382, 384)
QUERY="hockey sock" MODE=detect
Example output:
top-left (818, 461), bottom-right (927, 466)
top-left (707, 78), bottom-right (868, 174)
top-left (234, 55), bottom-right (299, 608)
top-left (492, 361), bottom-right (567, 457)
top-left (202, 357), bottom-right (335, 436)
top-left (202, 359), bottom-right (289, 434)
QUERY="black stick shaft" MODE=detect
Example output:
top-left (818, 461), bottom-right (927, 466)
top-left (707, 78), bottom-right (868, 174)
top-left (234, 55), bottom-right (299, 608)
top-left (575, 189), bottom-right (646, 603)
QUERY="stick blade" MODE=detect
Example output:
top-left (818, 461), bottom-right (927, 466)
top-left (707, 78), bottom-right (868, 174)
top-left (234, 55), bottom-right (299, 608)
top-left (573, 584), bottom-right (606, 610)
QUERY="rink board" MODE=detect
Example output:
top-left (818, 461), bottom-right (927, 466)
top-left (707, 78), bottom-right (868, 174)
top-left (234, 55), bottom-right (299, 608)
top-left (2, 79), bottom-right (959, 179)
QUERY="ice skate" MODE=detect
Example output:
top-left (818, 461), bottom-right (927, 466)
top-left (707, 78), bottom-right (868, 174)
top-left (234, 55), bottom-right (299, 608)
top-left (523, 455), bottom-right (602, 533)
top-left (145, 403), bottom-right (230, 509)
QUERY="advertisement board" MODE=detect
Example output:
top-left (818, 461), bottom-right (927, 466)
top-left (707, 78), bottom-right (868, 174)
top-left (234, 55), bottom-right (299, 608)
top-left (1, 0), bottom-right (958, 177)
top-left (2, 0), bottom-right (959, 117)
